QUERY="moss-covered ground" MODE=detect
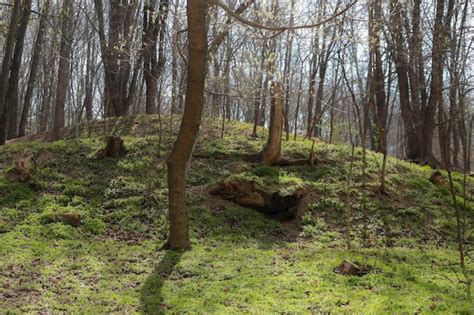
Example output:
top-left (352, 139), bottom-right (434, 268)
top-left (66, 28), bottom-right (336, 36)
top-left (1, 115), bottom-right (473, 313)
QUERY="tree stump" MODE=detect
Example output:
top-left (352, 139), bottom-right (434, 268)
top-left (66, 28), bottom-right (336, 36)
top-left (57, 213), bottom-right (82, 227)
top-left (98, 136), bottom-right (125, 158)
top-left (6, 154), bottom-right (35, 185)
top-left (429, 171), bottom-right (446, 186)
top-left (334, 259), bottom-right (371, 276)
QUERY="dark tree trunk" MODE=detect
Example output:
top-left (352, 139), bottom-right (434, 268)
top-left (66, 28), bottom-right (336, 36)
top-left (0, 0), bottom-right (22, 145)
top-left (51, 0), bottom-right (73, 142)
top-left (143, 0), bottom-right (169, 115)
top-left (422, 0), bottom-right (446, 165)
top-left (19, 0), bottom-right (50, 137)
top-left (94, 0), bottom-right (138, 117)
top-left (2, 0), bottom-right (32, 141)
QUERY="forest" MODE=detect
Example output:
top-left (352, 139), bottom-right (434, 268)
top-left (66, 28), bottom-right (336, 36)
top-left (0, 0), bottom-right (473, 313)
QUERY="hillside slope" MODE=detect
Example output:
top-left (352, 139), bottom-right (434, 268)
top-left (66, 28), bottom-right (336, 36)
top-left (1, 115), bottom-right (473, 313)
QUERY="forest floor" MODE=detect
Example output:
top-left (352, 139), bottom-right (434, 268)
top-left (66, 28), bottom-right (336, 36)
top-left (1, 115), bottom-right (473, 313)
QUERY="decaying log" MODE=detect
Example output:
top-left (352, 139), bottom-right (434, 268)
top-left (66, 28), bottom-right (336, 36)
top-left (210, 177), bottom-right (306, 220)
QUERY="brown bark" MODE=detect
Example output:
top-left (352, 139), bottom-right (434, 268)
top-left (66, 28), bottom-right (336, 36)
top-left (83, 37), bottom-right (95, 121)
top-left (51, 0), bottom-right (73, 142)
top-left (251, 45), bottom-right (265, 137)
top-left (0, 0), bottom-right (22, 145)
top-left (422, 0), bottom-right (445, 165)
top-left (143, 0), bottom-right (169, 115)
top-left (94, 0), bottom-right (138, 117)
top-left (368, 0), bottom-right (387, 154)
top-left (282, 3), bottom-right (294, 141)
top-left (19, 0), bottom-right (50, 137)
top-left (390, 0), bottom-right (419, 160)
top-left (2, 0), bottom-right (32, 141)
top-left (98, 136), bottom-right (125, 158)
top-left (166, 0), bottom-right (208, 250)
top-left (40, 47), bottom-right (55, 133)
top-left (306, 51), bottom-right (318, 137)
top-left (260, 82), bottom-right (283, 165)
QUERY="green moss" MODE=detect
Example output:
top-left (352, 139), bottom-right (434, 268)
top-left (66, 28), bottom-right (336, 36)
top-left (0, 115), bottom-right (472, 313)
top-left (83, 217), bottom-right (106, 235)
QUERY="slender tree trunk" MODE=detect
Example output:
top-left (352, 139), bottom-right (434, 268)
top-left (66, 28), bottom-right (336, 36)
top-left (167, 0), bottom-right (208, 250)
top-left (2, 0), bottom-right (32, 141)
top-left (83, 38), bottom-right (95, 121)
top-left (0, 0), bottom-right (22, 145)
top-left (19, 0), bottom-right (50, 137)
top-left (293, 62), bottom-right (304, 141)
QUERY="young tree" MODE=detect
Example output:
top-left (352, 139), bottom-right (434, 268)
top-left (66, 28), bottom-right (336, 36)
top-left (166, 0), bottom-right (208, 249)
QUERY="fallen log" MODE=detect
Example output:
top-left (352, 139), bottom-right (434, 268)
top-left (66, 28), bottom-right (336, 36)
top-left (209, 177), bottom-right (306, 220)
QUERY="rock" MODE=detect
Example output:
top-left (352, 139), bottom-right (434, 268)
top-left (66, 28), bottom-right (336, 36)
top-left (334, 259), bottom-right (371, 276)
top-left (209, 177), bottom-right (306, 219)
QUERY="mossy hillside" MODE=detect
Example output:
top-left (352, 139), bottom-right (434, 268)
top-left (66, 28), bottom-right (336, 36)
top-left (1, 115), bottom-right (472, 313)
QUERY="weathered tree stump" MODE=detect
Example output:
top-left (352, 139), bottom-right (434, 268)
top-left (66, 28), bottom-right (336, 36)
top-left (210, 177), bottom-right (305, 220)
top-left (429, 171), bottom-right (446, 186)
top-left (57, 213), bottom-right (82, 227)
top-left (6, 154), bottom-right (35, 185)
top-left (97, 136), bottom-right (125, 158)
top-left (334, 259), bottom-right (371, 276)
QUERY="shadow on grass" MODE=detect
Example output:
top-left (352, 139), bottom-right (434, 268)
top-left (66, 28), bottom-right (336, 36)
top-left (140, 250), bottom-right (184, 314)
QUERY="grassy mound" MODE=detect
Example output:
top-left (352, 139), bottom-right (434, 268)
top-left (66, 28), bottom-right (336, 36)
top-left (1, 115), bottom-right (472, 313)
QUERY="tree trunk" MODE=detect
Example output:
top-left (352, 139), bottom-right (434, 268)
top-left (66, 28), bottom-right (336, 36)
top-left (143, 0), bottom-right (169, 115)
top-left (19, 0), bottom-right (50, 137)
top-left (0, 0), bottom-right (22, 145)
top-left (1, 0), bottom-right (32, 141)
top-left (260, 82), bottom-right (283, 165)
top-left (166, 0), bottom-right (208, 250)
top-left (51, 0), bottom-right (73, 142)
top-left (84, 37), bottom-right (95, 121)
top-left (422, 0), bottom-right (445, 165)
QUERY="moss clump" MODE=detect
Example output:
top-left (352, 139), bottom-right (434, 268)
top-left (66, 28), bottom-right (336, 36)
top-left (83, 217), bottom-right (106, 235)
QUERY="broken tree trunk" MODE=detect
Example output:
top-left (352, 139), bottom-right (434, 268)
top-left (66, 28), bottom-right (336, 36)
top-left (260, 82), bottom-right (283, 165)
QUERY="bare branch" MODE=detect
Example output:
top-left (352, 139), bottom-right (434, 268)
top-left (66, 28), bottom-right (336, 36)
top-left (209, 0), bottom-right (357, 32)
